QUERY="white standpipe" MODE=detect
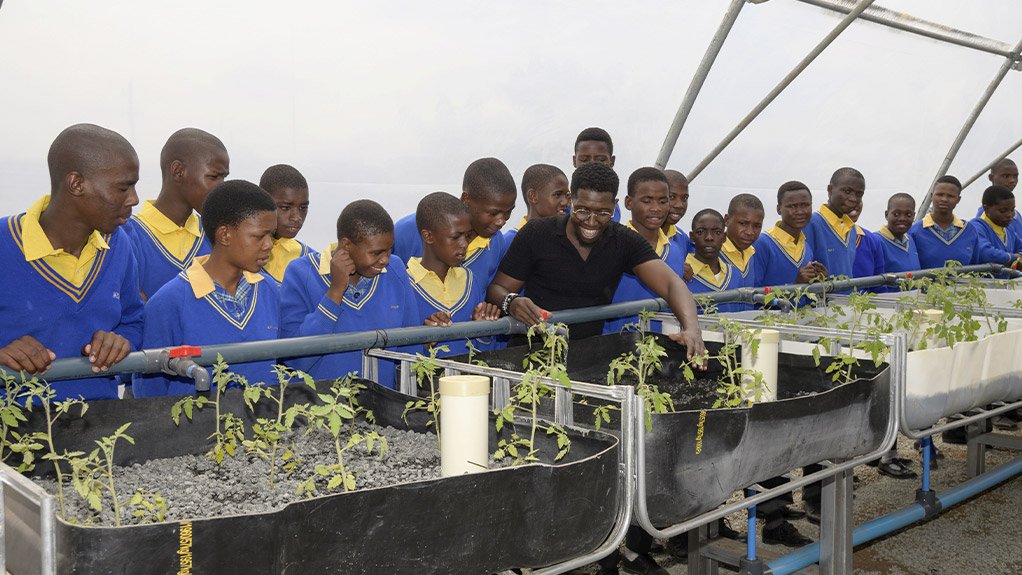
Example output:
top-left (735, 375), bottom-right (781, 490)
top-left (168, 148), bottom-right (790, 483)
top-left (439, 375), bottom-right (490, 477)
top-left (742, 329), bottom-right (780, 402)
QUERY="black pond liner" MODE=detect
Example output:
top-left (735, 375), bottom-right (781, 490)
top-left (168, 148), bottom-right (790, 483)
top-left (10, 380), bottom-right (619, 574)
top-left (452, 331), bottom-right (890, 527)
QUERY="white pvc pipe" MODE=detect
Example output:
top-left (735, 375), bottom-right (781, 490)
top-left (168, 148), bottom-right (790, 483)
top-left (439, 375), bottom-right (490, 477)
top-left (743, 329), bottom-right (780, 402)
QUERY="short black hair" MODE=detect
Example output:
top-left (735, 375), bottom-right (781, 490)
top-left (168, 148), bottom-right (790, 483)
top-left (777, 180), bottom-right (811, 203)
top-left (336, 199), bottom-right (394, 243)
top-left (982, 185), bottom-right (1014, 207)
top-left (935, 175), bottom-right (962, 192)
top-left (830, 167), bottom-right (865, 185)
top-left (463, 157), bottom-right (516, 201)
top-left (570, 162), bottom-right (619, 198)
top-left (47, 123), bottom-right (137, 193)
top-left (574, 127), bottom-right (614, 155)
top-left (991, 158), bottom-right (1017, 174)
top-left (416, 191), bottom-right (468, 233)
top-left (201, 180), bottom-right (276, 240)
top-left (727, 193), bottom-right (764, 214)
top-left (886, 193), bottom-right (915, 210)
top-left (259, 164), bottom-right (308, 195)
top-left (626, 167), bottom-right (668, 197)
top-left (521, 164), bottom-right (566, 202)
top-left (159, 128), bottom-right (226, 178)
top-left (692, 208), bottom-right (724, 227)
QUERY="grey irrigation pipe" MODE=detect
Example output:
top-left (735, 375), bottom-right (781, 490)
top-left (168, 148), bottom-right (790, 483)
top-left (685, 0), bottom-right (876, 182)
top-left (917, 35), bottom-right (1022, 219)
top-left (960, 136), bottom-right (1022, 191)
top-left (653, 0), bottom-right (747, 170)
top-left (795, 0), bottom-right (1017, 58)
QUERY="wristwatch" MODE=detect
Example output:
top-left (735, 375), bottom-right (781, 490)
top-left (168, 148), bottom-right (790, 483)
top-left (501, 293), bottom-right (520, 316)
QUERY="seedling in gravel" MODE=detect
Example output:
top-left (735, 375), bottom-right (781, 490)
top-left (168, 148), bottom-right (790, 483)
top-left (242, 365), bottom-right (315, 491)
top-left (128, 490), bottom-right (168, 524)
top-left (607, 311), bottom-right (676, 431)
top-left (700, 318), bottom-right (769, 409)
top-left (296, 374), bottom-right (387, 496)
top-left (465, 338), bottom-right (489, 367)
top-left (0, 372), bottom-right (44, 472)
top-left (171, 354), bottom-right (247, 465)
top-left (403, 344), bottom-right (448, 448)
top-left (493, 322), bottom-right (571, 464)
top-left (65, 423), bottom-right (135, 526)
top-left (21, 380), bottom-right (88, 519)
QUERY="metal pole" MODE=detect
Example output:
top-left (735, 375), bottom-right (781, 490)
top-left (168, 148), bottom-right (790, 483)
top-left (796, 0), bottom-right (1016, 58)
top-left (686, 0), bottom-right (876, 181)
top-left (961, 137), bottom-right (1022, 190)
top-left (654, 0), bottom-right (747, 169)
top-left (917, 36), bottom-right (1022, 219)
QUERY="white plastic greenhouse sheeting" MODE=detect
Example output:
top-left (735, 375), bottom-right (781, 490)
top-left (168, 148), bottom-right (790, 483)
top-left (981, 284), bottom-right (1022, 308)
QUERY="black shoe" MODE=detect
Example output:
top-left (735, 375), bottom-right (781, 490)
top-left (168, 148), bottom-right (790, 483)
top-left (1006, 407), bottom-right (1022, 422)
top-left (782, 505), bottom-right (806, 520)
top-left (621, 553), bottom-right (669, 575)
top-left (762, 521), bottom-right (813, 547)
top-left (716, 519), bottom-right (743, 541)
top-left (877, 459), bottom-right (917, 479)
top-left (664, 534), bottom-right (688, 560)
top-left (805, 506), bottom-right (821, 525)
top-left (942, 425), bottom-right (967, 445)
top-left (992, 416), bottom-right (1018, 431)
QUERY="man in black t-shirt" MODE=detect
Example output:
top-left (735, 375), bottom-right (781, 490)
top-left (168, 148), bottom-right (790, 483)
top-left (487, 162), bottom-right (704, 356)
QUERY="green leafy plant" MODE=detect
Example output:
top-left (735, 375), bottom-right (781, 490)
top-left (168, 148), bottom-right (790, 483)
top-left (700, 318), bottom-right (769, 408)
top-left (171, 354), bottom-right (247, 465)
top-left (65, 423), bottom-right (135, 526)
top-left (607, 311), bottom-right (677, 431)
top-left (242, 365), bottom-right (315, 491)
top-left (20, 381), bottom-right (88, 519)
top-left (403, 344), bottom-right (448, 448)
top-left (464, 339), bottom-right (489, 367)
top-left (0, 372), bottom-right (44, 472)
top-left (128, 490), bottom-right (168, 524)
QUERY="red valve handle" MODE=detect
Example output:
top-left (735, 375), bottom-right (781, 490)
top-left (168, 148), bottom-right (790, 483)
top-left (168, 345), bottom-right (202, 358)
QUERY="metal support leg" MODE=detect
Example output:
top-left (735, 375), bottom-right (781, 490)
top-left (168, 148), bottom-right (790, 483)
top-left (966, 421), bottom-right (988, 478)
top-left (688, 523), bottom-right (719, 575)
top-left (819, 468), bottom-right (854, 575)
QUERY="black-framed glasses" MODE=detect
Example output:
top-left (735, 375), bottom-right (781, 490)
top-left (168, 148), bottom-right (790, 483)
top-left (572, 206), bottom-right (614, 221)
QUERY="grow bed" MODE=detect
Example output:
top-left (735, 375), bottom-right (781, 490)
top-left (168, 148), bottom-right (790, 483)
top-left (450, 331), bottom-right (891, 527)
top-left (2, 380), bottom-right (620, 575)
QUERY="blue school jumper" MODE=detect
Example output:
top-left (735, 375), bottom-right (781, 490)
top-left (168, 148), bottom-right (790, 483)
top-left (665, 225), bottom-right (693, 256)
top-left (968, 213), bottom-right (1018, 265)
top-left (393, 213), bottom-right (507, 283)
top-left (134, 258), bottom-right (280, 397)
top-left (263, 237), bottom-right (316, 285)
top-left (975, 206), bottom-right (1022, 249)
top-left (279, 246), bottom-right (419, 387)
top-left (603, 226), bottom-right (685, 334)
top-left (753, 224), bottom-right (813, 287)
top-left (874, 226), bottom-right (920, 273)
top-left (908, 214), bottom-right (978, 269)
top-left (804, 205), bottom-right (856, 279)
top-left (685, 254), bottom-right (743, 314)
top-left (0, 203), bottom-right (144, 400)
top-left (407, 258), bottom-right (492, 356)
top-left (123, 201), bottom-right (211, 299)
top-left (853, 226), bottom-right (885, 278)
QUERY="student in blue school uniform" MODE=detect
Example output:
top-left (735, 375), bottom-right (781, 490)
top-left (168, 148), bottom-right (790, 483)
top-left (722, 194), bottom-right (767, 292)
top-left (908, 176), bottom-right (979, 269)
top-left (393, 158), bottom-right (515, 284)
top-left (686, 209), bottom-right (743, 313)
top-left (280, 200), bottom-right (419, 387)
top-left (504, 164), bottom-right (570, 245)
top-left (411, 192), bottom-right (501, 356)
top-left (0, 124), bottom-right (144, 400)
top-left (135, 180), bottom-right (280, 397)
top-left (803, 167), bottom-right (863, 279)
top-left (258, 164), bottom-right (317, 284)
top-left (663, 170), bottom-right (693, 263)
top-left (974, 158), bottom-right (1022, 246)
top-left (849, 198), bottom-right (885, 283)
top-left (968, 185), bottom-right (1022, 269)
top-left (123, 128), bottom-right (229, 299)
top-left (572, 127), bottom-right (622, 222)
top-left (875, 193), bottom-right (921, 273)
top-left (754, 181), bottom-right (828, 287)
top-left (604, 167), bottom-right (687, 333)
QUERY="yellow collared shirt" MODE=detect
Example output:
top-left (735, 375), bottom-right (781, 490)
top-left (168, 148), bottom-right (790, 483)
top-left (819, 204), bottom-right (855, 240)
top-left (466, 234), bottom-right (491, 256)
top-left (626, 221), bottom-right (669, 255)
top-left (921, 213), bottom-right (964, 230)
top-left (981, 212), bottom-right (1007, 242)
top-left (407, 257), bottom-right (468, 308)
top-left (21, 195), bottom-right (109, 286)
top-left (185, 255), bottom-right (265, 299)
top-left (765, 223), bottom-right (806, 262)
top-left (264, 237), bottom-right (304, 282)
top-left (686, 253), bottom-right (728, 287)
top-left (513, 216), bottom-right (529, 231)
top-left (135, 200), bottom-right (202, 261)
top-left (721, 238), bottom-right (755, 273)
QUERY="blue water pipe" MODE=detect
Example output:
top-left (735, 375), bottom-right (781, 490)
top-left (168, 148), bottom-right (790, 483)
top-left (921, 436), bottom-right (932, 492)
top-left (766, 456), bottom-right (1022, 575)
top-left (746, 488), bottom-right (757, 561)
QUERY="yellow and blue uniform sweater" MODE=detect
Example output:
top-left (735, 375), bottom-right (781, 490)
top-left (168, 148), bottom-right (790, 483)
top-left (685, 254), bottom-right (743, 314)
top-left (0, 203), bottom-right (144, 400)
top-left (804, 205), bottom-right (856, 279)
top-left (975, 206), bottom-right (1022, 249)
top-left (968, 213), bottom-right (1018, 265)
top-left (907, 214), bottom-right (977, 269)
top-left (134, 257), bottom-right (280, 397)
top-left (753, 224), bottom-right (813, 287)
top-left (122, 201), bottom-right (211, 299)
top-left (262, 237), bottom-right (317, 285)
top-left (279, 246), bottom-right (419, 387)
top-left (604, 225), bottom-right (685, 334)
top-left (393, 213), bottom-right (508, 283)
top-left (665, 225), bottom-right (693, 256)
top-left (407, 258), bottom-right (491, 356)
top-left (874, 226), bottom-right (920, 273)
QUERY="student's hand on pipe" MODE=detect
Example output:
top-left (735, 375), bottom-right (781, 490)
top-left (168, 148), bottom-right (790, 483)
top-left (82, 331), bottom-right (131, 373)
top-left (682, 262), bottom-right (694, 282)
top-left (670, 329), bottom-right (707, 367)
top-left (810, 261), bottom-right (828, 279)
top-left (508, 296), bottom-right (547, 326)
top-left (424, 311), bottom-right (453, 327)
top-left (796, 264), bottom-right (819, 284)
top-left (326, 248), bottom-right (357, 303)
top-left (471, 302), bottom-right (501, 321)
top-left (0, 336), bottom-right (55, 375)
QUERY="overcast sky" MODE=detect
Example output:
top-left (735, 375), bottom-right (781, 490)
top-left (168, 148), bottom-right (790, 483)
top-left (1, 1), bottom-right (1020, 247)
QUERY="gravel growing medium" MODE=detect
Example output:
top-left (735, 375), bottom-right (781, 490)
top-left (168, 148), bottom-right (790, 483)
top-left (35, 423), bottom-right (441, 526)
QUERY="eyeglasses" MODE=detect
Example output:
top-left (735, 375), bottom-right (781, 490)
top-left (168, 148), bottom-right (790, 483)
top-left (572, 206), bottom-right (614, 221)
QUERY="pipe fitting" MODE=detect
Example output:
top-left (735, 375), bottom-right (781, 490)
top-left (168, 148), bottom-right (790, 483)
top-left (915, 488), bottom-right (941, 518)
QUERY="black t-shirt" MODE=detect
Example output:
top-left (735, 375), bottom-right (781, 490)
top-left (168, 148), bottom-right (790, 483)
top-left (499, 215), bottom-right (659, 338)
